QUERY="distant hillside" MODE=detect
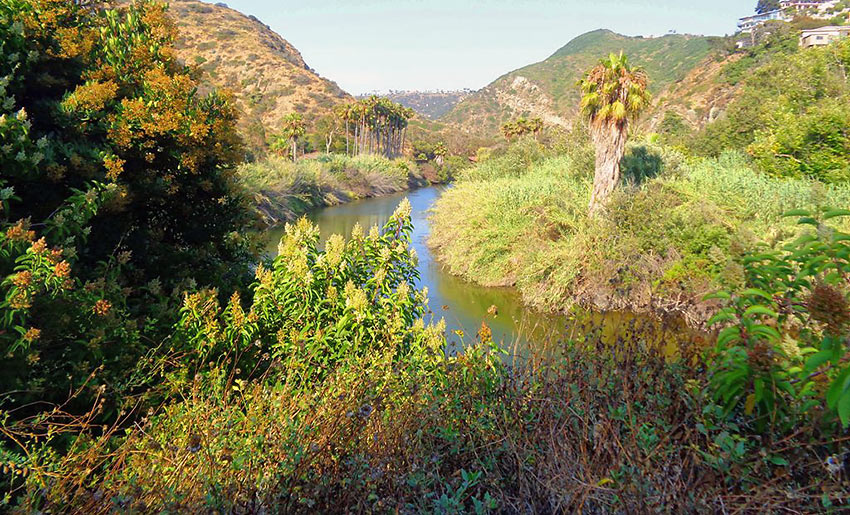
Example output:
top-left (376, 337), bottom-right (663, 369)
top-left (442, 29), bottom-right (717, 137)
top-left (168, 0), bottom-right (351, 154)
top-left (645, 53), bottom-right (743, 131)
top-left (369, 91), bottom-right (473, 120)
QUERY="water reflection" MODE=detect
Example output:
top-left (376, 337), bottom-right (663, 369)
top-left (264, 186), bottom-right (569, 350)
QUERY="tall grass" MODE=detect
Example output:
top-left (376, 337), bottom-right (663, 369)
top-left (430, 143), bottom-right (850, 325)
top-left (239, 154), bottom-right (425, 225)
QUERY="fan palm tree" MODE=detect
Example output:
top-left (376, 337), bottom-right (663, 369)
top-left (578, 52), bottom-right (651, 215)
top-left (272, 113), bottom-right (306, 162)
top-left (434, 141), bottom-right (447, 166)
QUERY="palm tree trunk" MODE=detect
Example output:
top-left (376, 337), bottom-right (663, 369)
top-left (588, 123), bottom-right (628, 216)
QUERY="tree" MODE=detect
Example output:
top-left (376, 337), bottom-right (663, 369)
top-left (340, 96), bottom-right (412, 159)
top-left (578, 52), bottom-right (652, 215)
top-left (756, 0), bottom-right (780, 14)
top-left (0, 0), bottom-right (255, 415)
top-left (433, 141), bottom-right (447, 166)
top-left (273, 113), bottom-right (306, 161)
top-left (501, 117), bottom-right (544, 141)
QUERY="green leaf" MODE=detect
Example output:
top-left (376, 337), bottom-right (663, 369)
top-left (704, 291), bottom-right (731, 301)
top-left (826, 368), bottom-right (850, 409)
top-left (798, 217), bottom-right (819, 226)
top-left (767, 455), bottom-right (789, 466)
top-left (782, 209), bottom-right (812, 217)
top-left (823, 209), bottom-right (850, 220)
top-left (708, 311), bottom-right (736, 326)
top-left (744, 306), bottom-right (778, 319)
top-left (740, 288), bottom-right (773, 301)
top-left (839, 390), bottom-right (850, 427)
top-left (717, 327), bottom-right (741, 348)
top-left (805, 350), bottom-right (832, 374)
top-left (749, 325), bottom-right (781, 341)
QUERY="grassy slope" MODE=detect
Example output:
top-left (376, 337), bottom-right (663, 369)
top-left (429, 140), bottom-right (850, 325)
top-left (168, 0), bottom-right (351, 153)
top-left (442, 29), bottom-right (715, 137)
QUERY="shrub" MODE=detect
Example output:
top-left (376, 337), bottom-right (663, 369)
top-left (430, 141), bottom-right (850, 324)
top-left (708, 208), bottom-right (850, 430)
top-left (239, 154), bottom-right (423, 225)
top-left (0, 0), bottom-right (254, 425)
top-left (694, 38), bottom-right (850, 183)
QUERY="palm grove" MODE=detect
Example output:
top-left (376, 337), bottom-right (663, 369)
top-left (271, 96), bottom-right (414, 161)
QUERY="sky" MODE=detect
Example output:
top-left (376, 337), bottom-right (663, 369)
top-left (217, 0), bottom-right (756, 94)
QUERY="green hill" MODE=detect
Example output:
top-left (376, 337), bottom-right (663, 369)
top-left (442, 29), bottom-right (717, 137)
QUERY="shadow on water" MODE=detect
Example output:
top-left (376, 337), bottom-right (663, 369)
top-left (264, 186), bottom-right (709, 356)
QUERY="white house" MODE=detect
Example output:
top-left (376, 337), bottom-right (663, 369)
top-left (739, 1), bottom-right (846, 33)
top-left (800, 25), bottom-right (850, 46)
top-left (738, 10), bottom-right (786, 33)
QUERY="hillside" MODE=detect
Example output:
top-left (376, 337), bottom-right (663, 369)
top-left (168, 0), bottom-right (351, 154)
top-left (375, 90), bottom-right (473, 120)
top-left (442, 29), bottom-right (717, 137)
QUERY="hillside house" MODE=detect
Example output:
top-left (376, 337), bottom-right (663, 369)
top-left (738, 1), bottom-right (845, 33)
top-left (800, 24), bottom-right (850, 46)
top-left (738, 10), bottom-right (786, 32)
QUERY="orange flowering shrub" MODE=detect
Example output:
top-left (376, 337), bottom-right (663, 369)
top-left (0, 0), bottom-right (255, 428)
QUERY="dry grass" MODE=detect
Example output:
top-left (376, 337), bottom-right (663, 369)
top-left (6, 322), bottom-right (847, 513)
top-left (168, 0), bottom-right (350, 153)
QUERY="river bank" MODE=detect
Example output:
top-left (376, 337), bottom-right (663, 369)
top-left (239, 153), bottom-right (441, 226)
top-left (428, 140), bottom-right (850, 328)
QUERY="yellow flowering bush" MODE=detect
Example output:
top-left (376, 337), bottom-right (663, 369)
top-left (175, 199), bottom-right (438, 386)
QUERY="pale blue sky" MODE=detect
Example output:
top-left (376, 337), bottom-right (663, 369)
top-left (215, 0), bottom-right (756, 94)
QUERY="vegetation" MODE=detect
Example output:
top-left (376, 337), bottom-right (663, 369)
top-left (579, 52), bottom-right (652, 213)
top-left (756, 0), bottom-right (780, 14)
top-left (0, 0), bottom-right (255, 417)
top-left (430, 135), bottom-right (850, 324)
top-left (693, 37), bottom-right (850, 183)
top-left (5, 199), bottom-right (850, 511)
top-left (5, 0), bottom-right (850, 512)
top-left (499, 117), bottom-right (543, 141)
top-left (335, 96), bottom-right (414, 159)
top-left (238, 153), bottom-right (427, 224)
top-left (271, 113), bottom-right (306, 161)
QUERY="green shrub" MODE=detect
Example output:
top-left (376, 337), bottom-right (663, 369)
top-left (695, 38), bottom-right (850, 183)
top-left (430, 141), bottom-right (850, 322)
top-left (708, 208), bottom-right (850, 431)
top-left (0, 0), bottom-right (254, 417)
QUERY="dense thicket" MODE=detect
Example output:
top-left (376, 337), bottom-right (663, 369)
top-left (693, 36), bottom-right (850, 182)
top-left (0, 0), bottom-right (254, 416)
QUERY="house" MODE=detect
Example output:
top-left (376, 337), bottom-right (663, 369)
top-left (738, 10), bottom-right (786, 33)
top-left (738, 1), bottom-right (845, 33)
top-left (800, 25), bottom-right (850, 46)
top-left (780, 1), bottom-right (828, 12)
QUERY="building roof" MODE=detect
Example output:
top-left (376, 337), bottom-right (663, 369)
top-left (801, 25), bottom-right (850, 33)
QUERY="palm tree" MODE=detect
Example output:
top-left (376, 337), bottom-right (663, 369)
top-left (434, 141), bottom-right (447, 166)
top-left (578, 52), bottom-right (651, 215)
top-left (334, 103), bottom-right (353, 156)
top-left (273, 113), bottom-right (306, 162)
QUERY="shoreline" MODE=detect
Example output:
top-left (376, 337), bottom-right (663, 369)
top-left (242, 154), bottom-right (444, 227)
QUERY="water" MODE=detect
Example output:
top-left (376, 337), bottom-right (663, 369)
top-left (264, 186), bottom-right (569, 351)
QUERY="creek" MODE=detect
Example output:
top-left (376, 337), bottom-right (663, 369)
top-left (265, 186), bottom-right (705, 354)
